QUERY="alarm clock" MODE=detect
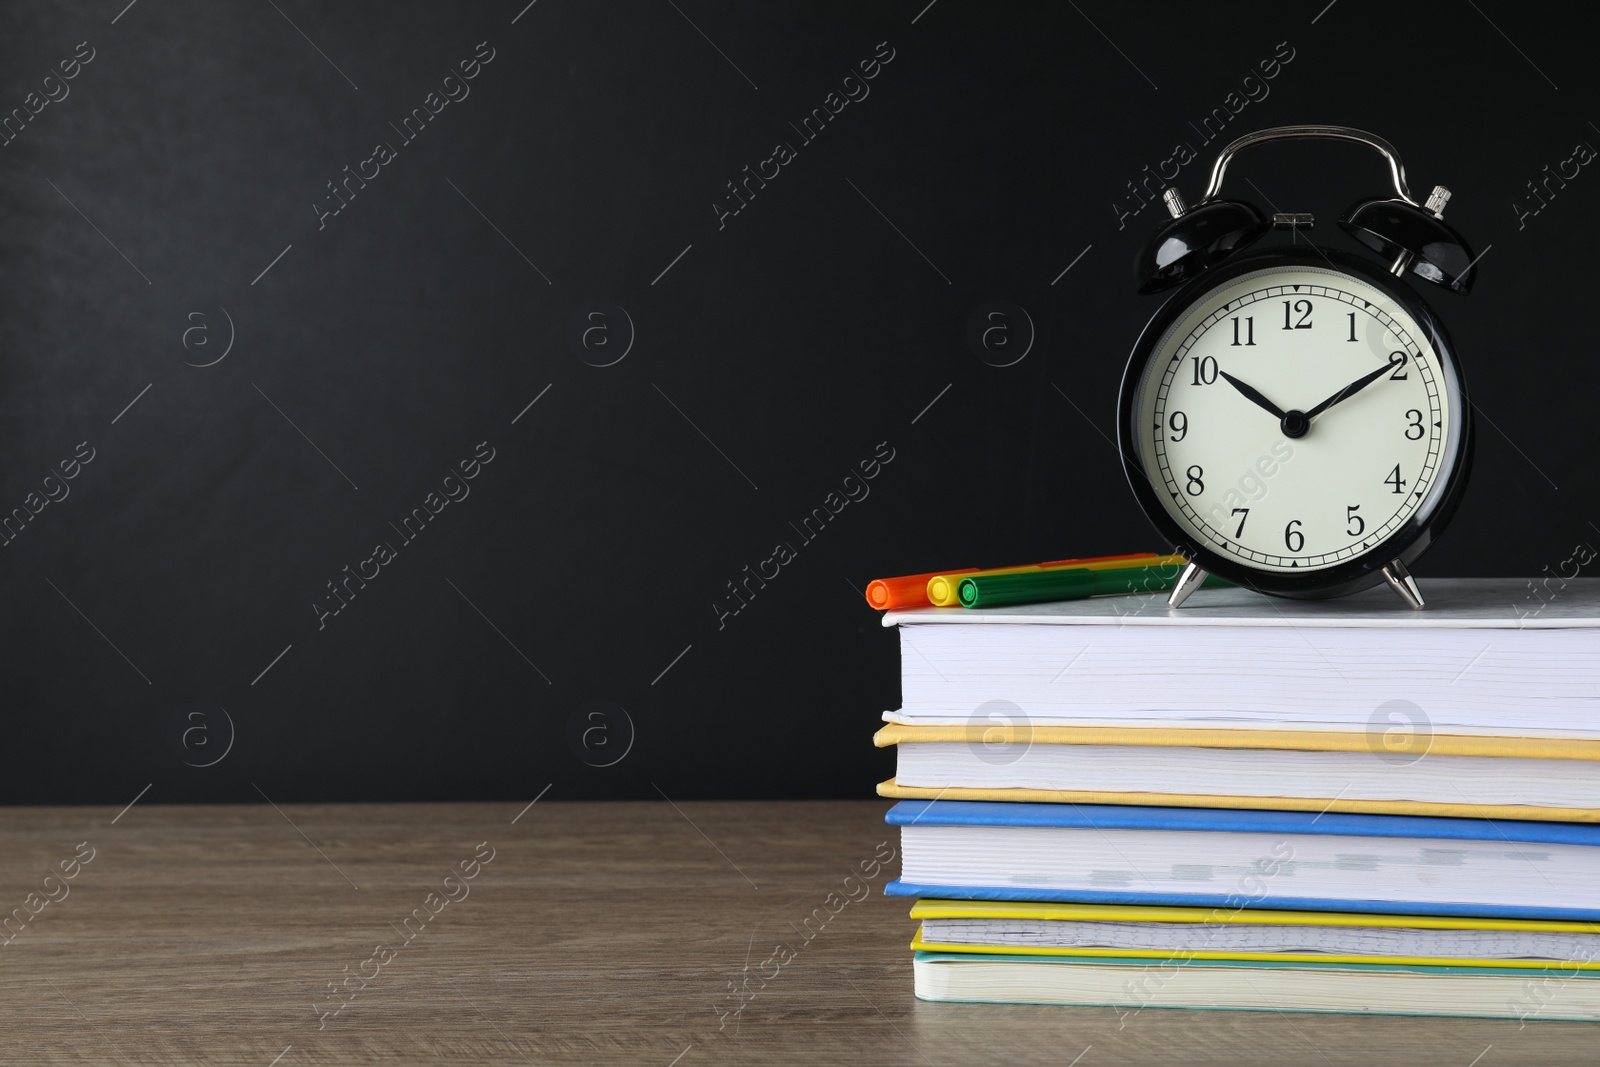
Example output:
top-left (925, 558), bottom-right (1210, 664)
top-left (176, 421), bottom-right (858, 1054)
top-left (1116, 125), bottom-right (1479, 610)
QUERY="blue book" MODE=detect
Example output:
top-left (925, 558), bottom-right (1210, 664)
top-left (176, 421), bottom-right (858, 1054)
top-left (886, 800), bottom-right (1600, 921)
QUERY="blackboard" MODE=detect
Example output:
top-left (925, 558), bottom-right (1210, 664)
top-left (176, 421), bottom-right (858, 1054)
top-left (2, 1), bottom-right (1594, 803)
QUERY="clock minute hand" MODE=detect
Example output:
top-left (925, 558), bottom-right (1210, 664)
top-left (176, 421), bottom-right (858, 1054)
top-left (1304, 363), bottom-right (1393, 420)
top-left (1219, 371), bottom-right (1287, 419)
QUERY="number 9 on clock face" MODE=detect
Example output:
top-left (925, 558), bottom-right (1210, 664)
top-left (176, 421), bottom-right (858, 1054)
top-left (1117, 252), bottom-right (1471, 598)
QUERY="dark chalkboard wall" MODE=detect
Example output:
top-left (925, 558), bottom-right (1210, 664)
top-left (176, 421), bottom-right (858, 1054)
top-left (2, 1), bottom-right (1594, 804)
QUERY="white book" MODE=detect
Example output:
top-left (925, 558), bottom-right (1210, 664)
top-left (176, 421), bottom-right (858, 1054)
top-left (883, 578), bottom-right (1600, 736)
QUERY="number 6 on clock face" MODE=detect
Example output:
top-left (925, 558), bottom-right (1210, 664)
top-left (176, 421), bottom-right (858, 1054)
top-left (1117, 251), bottom-right (1472, 600)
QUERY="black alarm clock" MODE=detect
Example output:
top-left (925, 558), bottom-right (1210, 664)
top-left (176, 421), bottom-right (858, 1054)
top-left (1116, 125), bottom-right (1479, 609)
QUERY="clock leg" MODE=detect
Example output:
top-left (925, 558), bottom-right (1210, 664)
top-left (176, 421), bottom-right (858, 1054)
top-left (1381, 559), bottom-right (1425, 609)
top-left (1167, 561), bottom-right (1209, 609)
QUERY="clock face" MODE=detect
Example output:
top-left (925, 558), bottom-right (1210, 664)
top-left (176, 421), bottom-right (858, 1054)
top-left (1126, 261), bottom-right (1466, 576)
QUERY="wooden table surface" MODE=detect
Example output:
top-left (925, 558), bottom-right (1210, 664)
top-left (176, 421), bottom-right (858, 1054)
top-left (0, 799), bottom-right (1592, 1065)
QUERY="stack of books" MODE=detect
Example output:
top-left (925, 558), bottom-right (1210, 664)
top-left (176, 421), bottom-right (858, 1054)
top-left (871, 576), bottom-right (1600, 1020)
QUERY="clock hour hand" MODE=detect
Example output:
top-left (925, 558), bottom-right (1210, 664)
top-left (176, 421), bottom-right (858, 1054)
top-left (1219, 371), bottom-right (1287, 419)
top-left (1304, 363), bottom-right (1393, 420)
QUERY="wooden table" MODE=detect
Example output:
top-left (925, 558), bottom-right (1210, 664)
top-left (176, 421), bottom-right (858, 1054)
top-left (0, 799), bottom-right (1592, 1065)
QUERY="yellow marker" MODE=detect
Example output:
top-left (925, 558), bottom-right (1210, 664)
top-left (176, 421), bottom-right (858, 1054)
top-left (923, 553), bottom-right (1179, 607)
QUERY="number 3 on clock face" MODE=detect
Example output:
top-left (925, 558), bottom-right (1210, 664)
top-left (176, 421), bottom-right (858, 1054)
top-left (1118, 251), bottom-right (1472, 598)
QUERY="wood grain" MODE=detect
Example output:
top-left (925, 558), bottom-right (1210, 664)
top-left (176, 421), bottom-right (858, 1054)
top-left (0, 799), bottom-right (1591, 1065)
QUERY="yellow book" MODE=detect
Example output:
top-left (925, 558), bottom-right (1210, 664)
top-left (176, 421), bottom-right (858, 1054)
top-left (873, 722), bottom-right (1600, 759)
top-left (911, 898), bottom-right (1600, 930)
top-left (875, 723), bottom-right (1600, 823)
top-left (907, 900), bottom-right (1600, 971)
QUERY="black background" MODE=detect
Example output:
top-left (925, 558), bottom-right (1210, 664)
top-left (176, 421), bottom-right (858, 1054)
top-left (1, 1), bottom-right (1593, 805)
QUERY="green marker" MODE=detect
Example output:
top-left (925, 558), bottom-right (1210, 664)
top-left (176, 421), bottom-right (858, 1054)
top-left (956, 563), bottom-right (1230, 608)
